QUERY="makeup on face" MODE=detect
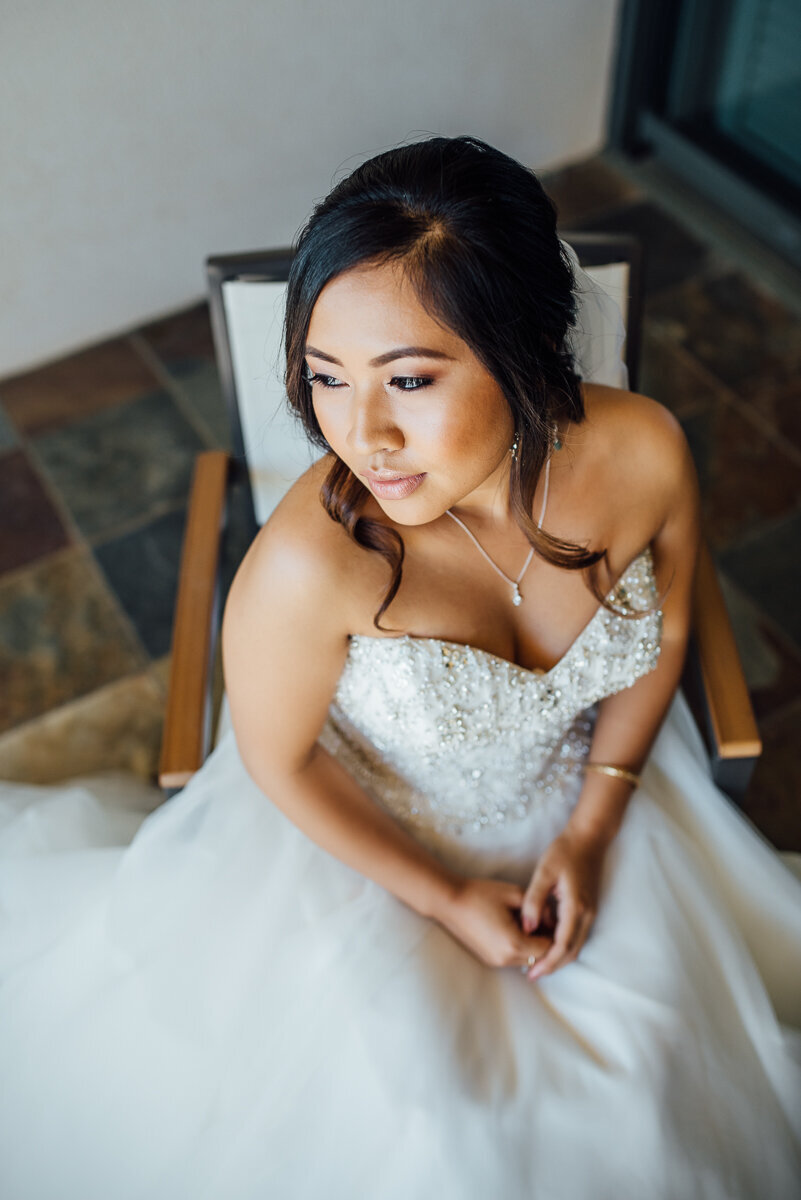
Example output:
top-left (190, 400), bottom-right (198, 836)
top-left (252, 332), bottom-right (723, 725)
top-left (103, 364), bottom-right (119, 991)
top-left (361, 470), bottom-right (427, 500)
top-left (305, 261), bottom-right (515, 522)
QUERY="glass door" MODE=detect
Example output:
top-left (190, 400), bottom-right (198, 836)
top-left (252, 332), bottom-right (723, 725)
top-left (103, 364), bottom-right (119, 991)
top-left (612, 0), bottom-right (801, 266)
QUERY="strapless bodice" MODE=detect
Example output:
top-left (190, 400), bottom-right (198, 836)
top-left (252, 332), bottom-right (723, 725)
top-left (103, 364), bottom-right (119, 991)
top-left (318, 547), bottom-right (662, 857)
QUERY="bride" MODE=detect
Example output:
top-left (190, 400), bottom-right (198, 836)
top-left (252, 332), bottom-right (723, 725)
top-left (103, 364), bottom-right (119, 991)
top-left (1, 135), bottom-right (799, 1200)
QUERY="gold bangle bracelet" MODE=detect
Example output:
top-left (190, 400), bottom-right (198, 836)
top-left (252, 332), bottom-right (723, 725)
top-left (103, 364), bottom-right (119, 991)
top-left (583, 763), bottom-right (641, 788)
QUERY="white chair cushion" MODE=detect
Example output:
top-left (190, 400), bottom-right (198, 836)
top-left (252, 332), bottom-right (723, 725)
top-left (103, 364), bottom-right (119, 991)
top-left (222, 280), bottom-right (318, 526)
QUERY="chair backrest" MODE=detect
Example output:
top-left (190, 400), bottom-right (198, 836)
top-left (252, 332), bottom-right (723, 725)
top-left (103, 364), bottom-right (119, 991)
top-left (206, 234), bottom-right (643, 530)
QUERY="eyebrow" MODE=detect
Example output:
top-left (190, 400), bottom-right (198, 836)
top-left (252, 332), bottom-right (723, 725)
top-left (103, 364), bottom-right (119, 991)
top-left (305, 345), bottom-right (456, 368)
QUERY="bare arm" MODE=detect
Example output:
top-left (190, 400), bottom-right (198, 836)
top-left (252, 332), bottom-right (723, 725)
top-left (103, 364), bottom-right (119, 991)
top-left (222, 470), bottom-right (549, 968)
top-left (567, 415), bottom-right (701, 846)
top-left (222, 478), bottom-right (460, 918)
top-left (521, 404), bottom-right (702, 977)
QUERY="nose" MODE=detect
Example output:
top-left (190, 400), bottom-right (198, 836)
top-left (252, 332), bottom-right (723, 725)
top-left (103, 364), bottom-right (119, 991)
top-left (345, 388), bottom-right (404, 457)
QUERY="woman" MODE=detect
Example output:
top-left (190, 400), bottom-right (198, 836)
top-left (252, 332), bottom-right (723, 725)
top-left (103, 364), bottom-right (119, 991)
top-left (1, 135), bottom-right (799, 1200)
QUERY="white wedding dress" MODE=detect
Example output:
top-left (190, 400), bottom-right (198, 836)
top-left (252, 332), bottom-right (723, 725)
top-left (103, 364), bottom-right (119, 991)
top-left (1, 544), bottom-right (800, 1200)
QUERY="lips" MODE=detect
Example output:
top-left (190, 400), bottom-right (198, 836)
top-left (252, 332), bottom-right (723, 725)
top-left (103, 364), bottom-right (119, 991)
top-left (362, 470), bottom-right (426, 500)
top-left (364, 468), bottom-right (418, 482)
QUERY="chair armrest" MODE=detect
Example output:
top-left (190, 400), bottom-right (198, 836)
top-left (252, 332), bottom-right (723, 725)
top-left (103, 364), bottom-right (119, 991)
top-left (159, 451), bottom-right (230, 792)
top-left (689, 538), bottom-right (762, 797)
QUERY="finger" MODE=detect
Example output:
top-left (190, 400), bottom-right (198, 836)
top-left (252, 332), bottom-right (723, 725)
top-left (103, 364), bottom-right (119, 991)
top-left (516, 934), bottom-right (552, 973)
top-left (532, 906), bottom-right (593, 977)
top-left (577, 909), bottom-right (596, 952)
top-left (521, 868), bottom-right (553, 935)
top-left (536, 893), bottom-right (558, 933)
top-left (563, 911), bottom-right (595, 964)
top-left (527, 891), bottom-right (578, 980)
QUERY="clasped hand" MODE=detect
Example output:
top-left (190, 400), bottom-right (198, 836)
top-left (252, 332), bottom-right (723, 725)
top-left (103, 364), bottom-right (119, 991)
top-left (439, 827), bottom-right (607, 981)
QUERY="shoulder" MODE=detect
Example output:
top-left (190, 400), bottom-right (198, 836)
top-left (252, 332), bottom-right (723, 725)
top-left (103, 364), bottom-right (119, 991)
top-left (221, 458), bottom-right (381, 778)
top-left (242, 456), bottom-right (350, 585)
top-left (581, 383), bottom-right (697, 514)
top-left (582, 381), bottom-right (685, 453)
top-left (579, 385), bottom-right (701, 624)
top-left (224, 455), bottom-right (385, 638)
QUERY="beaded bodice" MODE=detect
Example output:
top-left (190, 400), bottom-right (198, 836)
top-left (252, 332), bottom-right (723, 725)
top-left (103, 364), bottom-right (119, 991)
top-left (318, 547), bottom-right (661, 847)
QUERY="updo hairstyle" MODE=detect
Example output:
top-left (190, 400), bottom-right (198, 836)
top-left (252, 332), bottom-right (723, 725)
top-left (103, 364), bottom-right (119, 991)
top-left (284, 134), bottom-right (610, 629)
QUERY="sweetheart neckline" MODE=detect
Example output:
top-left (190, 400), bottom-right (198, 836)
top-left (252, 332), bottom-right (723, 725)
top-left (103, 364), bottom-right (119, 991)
top-left (347, 545), bottom-right (658, 683)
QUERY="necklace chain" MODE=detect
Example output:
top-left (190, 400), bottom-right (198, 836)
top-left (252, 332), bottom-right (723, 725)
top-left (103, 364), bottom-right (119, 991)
top-left (445, 511), bottom-right (535, 605)
top-left (445, 426), bottom-right (557, 607)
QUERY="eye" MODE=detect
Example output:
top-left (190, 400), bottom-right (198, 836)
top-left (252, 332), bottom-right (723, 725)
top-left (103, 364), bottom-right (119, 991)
top-left (305, 371), bottom-right (345, 389)
top-left (390, 376), bottom-right (434, 391)
top-left (305, 370), bottom-right (434, 392)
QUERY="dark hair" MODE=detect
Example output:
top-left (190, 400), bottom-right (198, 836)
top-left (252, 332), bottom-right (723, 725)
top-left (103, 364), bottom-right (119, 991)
top-left (284, 134), bottom-right (615, 629)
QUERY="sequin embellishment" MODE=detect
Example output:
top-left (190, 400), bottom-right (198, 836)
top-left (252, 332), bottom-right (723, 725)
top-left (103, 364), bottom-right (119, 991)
top-left (318, 547), bottom-right (662, 839)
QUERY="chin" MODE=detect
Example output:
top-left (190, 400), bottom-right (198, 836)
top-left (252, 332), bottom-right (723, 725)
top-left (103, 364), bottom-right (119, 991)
top-left (373, 500), bottom-right (441, 527)
top-left (366, 489), bottom-right (448, 528)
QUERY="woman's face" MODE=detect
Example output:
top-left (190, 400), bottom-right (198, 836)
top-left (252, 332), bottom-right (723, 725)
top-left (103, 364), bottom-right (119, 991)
top-left (305, 259), bottom-right (516, 526)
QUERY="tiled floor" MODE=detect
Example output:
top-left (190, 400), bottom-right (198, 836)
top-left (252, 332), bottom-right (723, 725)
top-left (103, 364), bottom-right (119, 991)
top-left (1, 154), bottom-right (800, 849)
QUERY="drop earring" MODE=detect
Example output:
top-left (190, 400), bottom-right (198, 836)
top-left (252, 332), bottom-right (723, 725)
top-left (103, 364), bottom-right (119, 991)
top-left (510, 431), bottom-right (520, 460)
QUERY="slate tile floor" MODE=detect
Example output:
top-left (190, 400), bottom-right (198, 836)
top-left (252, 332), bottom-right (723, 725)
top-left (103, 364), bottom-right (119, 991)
top-left (1, 155), bottom-right (800, 850)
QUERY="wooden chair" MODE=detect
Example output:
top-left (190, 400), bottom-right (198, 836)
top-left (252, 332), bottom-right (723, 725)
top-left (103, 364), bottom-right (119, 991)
top-left (158, 235), bottom-right (762, 802)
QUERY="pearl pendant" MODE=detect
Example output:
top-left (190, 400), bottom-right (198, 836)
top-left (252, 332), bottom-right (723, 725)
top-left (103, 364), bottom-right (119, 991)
top-left (512, 587), bottom-right (523, 606)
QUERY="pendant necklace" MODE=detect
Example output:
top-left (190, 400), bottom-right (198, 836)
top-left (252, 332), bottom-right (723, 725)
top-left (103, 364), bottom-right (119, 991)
top-left (445, 424), bottom-right (560, 607)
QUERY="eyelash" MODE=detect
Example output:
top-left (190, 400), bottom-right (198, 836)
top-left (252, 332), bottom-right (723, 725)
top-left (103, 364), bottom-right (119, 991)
top-left (304, 371), bottom-right (434, 392)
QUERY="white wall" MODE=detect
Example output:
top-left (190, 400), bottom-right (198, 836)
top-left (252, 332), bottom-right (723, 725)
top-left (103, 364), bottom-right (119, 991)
top-left (0, 0), bottom-right (622, 377)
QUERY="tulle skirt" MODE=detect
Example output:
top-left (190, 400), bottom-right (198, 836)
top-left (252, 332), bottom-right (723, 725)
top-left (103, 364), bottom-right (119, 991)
top-left (1, 690), bottom-right (800, 1200)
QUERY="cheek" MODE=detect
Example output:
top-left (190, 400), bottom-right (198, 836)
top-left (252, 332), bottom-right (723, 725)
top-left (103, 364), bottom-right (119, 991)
top-left (312, 383), bottom-right (510, 473)
top-left (311, 396), bottom-right (343, 443)
top-left (435, 393), bottom-right (511, 464)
